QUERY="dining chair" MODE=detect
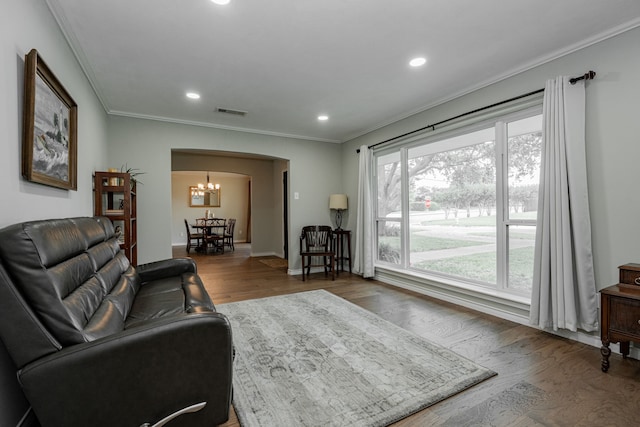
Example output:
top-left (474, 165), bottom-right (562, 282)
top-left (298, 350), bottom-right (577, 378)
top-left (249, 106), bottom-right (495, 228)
top-left (184, 219), bottom-right (204, 254)
top-left (299, 225), bottom-right (335, 281)
top-left (224, 218), bottom-right (236, 251)
top-left (204, 218), bottom-right (226, 254)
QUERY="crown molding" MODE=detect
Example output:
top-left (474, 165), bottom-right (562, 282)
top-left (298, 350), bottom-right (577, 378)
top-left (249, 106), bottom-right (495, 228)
top-left (108, 110), bottom-right (341, 143)
top-left (343, 17), bottom-right (640, 143)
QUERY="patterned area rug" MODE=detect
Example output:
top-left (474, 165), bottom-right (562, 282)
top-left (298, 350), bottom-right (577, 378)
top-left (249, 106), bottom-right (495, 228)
top-left (218, 290), bottom-right (496, 427)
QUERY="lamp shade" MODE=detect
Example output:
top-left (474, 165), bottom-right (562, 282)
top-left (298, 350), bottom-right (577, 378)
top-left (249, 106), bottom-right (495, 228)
top-left (329, 194), bottom-right (348, 210)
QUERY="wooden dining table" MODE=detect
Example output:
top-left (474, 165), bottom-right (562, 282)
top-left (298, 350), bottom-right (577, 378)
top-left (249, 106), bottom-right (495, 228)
top-left (191, 218), bottom-right (226, 253)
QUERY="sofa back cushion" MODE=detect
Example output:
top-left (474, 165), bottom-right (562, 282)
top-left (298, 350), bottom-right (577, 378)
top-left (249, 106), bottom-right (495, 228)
top-left (0, 217), bottom-right (139, 348)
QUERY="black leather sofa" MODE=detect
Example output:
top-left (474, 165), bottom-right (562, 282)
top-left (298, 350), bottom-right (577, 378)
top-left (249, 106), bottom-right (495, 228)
top-left (0, 217), bottom-right (233, 427)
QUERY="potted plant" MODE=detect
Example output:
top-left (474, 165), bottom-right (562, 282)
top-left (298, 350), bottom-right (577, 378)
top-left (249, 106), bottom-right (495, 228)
top-left (120, 164), bottom-right (144, 188)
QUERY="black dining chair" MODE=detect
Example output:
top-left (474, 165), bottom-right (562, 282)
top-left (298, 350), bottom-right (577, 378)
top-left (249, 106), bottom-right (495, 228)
top-left (300, 225), bottom-right (335, 281)
top-left (184, 219), bottom-right (204, 254)
top-left (204, 218), bottom-right (226, 254)
top-left (224, 218), bottom-right (236, 251)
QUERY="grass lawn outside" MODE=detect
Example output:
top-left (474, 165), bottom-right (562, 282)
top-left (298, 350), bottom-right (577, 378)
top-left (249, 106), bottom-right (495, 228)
top-left (378, 233), bottom-right (482, 264)
top-left (411, 234), bottom-right (481, 251)
top-left (378, 234), bottom-right (481, 252)
top-left (412, 247), bottom-right (534, 294)
top-left (379, 212), bottom-right (536, 295)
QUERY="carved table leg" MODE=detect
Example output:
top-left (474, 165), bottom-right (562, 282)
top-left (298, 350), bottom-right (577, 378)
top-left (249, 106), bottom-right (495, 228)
top-left (600, 341), bottom-right (611, 372)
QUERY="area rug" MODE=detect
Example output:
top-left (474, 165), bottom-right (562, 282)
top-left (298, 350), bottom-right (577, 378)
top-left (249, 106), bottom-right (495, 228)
top-left (218, 290), bottom-right (496, 427)
top-left (258, 258), bottom-right (288, 269)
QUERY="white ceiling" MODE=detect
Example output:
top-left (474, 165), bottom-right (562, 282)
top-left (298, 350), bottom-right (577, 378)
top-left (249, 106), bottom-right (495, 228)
top-left (45, 0), bottom-right (640, 143)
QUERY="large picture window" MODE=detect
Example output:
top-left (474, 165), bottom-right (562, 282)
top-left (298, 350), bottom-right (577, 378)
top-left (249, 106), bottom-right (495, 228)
top-left (375, 109), bottom-right (542, 299)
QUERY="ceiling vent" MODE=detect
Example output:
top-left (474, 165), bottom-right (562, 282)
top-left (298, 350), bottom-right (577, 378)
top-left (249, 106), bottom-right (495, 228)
top-left (216, 107), bottom-right (247, 117)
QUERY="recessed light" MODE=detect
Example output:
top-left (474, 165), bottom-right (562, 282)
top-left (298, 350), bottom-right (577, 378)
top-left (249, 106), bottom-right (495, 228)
top-left (186, 92), bottom-right (201, 99)
top-left (211, 0), bottom-right (231, 5)
top-left (409, 57), bottom-right (427, 67)
top-left (318, 115), bottom-right (329, 121)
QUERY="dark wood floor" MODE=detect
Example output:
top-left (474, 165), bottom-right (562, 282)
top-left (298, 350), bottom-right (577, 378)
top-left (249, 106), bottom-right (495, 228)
top-left (174, 244), bottom-right (640, 426)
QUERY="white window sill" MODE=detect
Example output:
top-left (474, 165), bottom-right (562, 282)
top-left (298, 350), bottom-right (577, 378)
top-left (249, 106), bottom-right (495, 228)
top-left (373, 264), bottom-right (531, 325)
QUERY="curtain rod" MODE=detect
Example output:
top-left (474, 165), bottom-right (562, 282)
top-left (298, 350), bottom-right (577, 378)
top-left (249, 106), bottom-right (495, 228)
top-left (356, 70), bottom-right (596, 153)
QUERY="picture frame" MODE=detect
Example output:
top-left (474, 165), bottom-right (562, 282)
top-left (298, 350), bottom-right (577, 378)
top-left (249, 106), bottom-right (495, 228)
top-left (22, 49), bottom-right (77, 190)
top-left (189, 186), bottom-right (221, 207)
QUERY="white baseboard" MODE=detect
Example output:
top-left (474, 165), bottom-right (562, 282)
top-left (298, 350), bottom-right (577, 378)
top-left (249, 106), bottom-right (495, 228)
top-left (376, 268), bottom-right (530, 324)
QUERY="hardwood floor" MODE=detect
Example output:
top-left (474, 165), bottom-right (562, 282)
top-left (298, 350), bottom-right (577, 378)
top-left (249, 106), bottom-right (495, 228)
top-left (174, 244), bottom-right (640, 426)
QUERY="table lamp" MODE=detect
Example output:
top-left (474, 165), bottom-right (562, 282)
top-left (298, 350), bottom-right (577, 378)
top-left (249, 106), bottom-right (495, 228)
top-left (329, 194), bottom-right (348, 230)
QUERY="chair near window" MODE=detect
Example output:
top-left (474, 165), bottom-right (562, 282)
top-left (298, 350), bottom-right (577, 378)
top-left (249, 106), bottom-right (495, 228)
top-left (184, 219), bottom-right (204, 254)
top-left (300, 225), bottom-right (335, 281)
top-left (204, 218), bottom-right (226, 254)
top-left (224, 218), bottom-right (236, 251)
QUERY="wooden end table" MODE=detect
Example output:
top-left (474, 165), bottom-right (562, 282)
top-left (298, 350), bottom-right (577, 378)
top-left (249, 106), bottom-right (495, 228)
top-left (333, 229), bottom-right (352, 274)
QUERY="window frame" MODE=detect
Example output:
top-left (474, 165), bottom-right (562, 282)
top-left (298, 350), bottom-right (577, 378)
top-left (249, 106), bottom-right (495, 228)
top-left (373, 104), bottom-right (542, 301)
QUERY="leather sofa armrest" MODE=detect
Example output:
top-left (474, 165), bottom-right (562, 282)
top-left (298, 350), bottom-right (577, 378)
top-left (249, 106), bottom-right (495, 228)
top-left (136, 257), bottom-right (197, 283)
top-left (18, 313), bottom-right (233, 427)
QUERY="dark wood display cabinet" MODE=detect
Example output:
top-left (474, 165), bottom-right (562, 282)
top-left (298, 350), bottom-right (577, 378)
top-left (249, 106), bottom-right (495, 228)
top-left (93, 171), bottom-right (137, 266)
top-left (599, 263), bottom-right (640, 372)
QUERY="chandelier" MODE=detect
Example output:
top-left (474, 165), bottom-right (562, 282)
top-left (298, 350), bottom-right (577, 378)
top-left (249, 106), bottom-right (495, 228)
top-left (191, 172), bottom-right (220, 196)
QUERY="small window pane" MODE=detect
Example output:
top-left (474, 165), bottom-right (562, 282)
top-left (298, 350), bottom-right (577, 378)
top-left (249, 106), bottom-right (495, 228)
top-left (507, 225), bottom-right (536, 295)
top-left (377, 220), bottom-right (401, 264)
top-left (507, 115), bottom-right (542, 220)
top-left (377, 154), bottom-right (402, 217)
top-left (407, 127), bottom-right (496, 285)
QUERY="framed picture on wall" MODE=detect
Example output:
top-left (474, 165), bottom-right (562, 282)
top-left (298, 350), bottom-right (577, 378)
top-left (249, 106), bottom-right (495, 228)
top-left (22, 49), bottom-right (78, 190)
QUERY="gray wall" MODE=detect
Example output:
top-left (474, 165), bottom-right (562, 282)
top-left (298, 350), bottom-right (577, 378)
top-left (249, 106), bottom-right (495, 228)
top-left (0, 1), bottom-right (110, 425)
top-left (106, 115), bottom-right (344, 266)
top-left (342, 25), bottom-right (640, 293)
top-left (0, 0), bottom-right (109, 227)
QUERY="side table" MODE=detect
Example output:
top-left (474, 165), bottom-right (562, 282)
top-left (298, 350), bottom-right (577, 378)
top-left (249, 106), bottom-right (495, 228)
top-left (600, 284), bottom-right (640, 372)
top-left (333, 229), bottom-right (352, 274)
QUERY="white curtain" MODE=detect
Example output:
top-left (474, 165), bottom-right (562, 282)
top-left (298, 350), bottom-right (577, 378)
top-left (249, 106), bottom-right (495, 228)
top-left (530, 76), bottom-right (598, 332)
top-left (354, 145), bottom-right (375, 278)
